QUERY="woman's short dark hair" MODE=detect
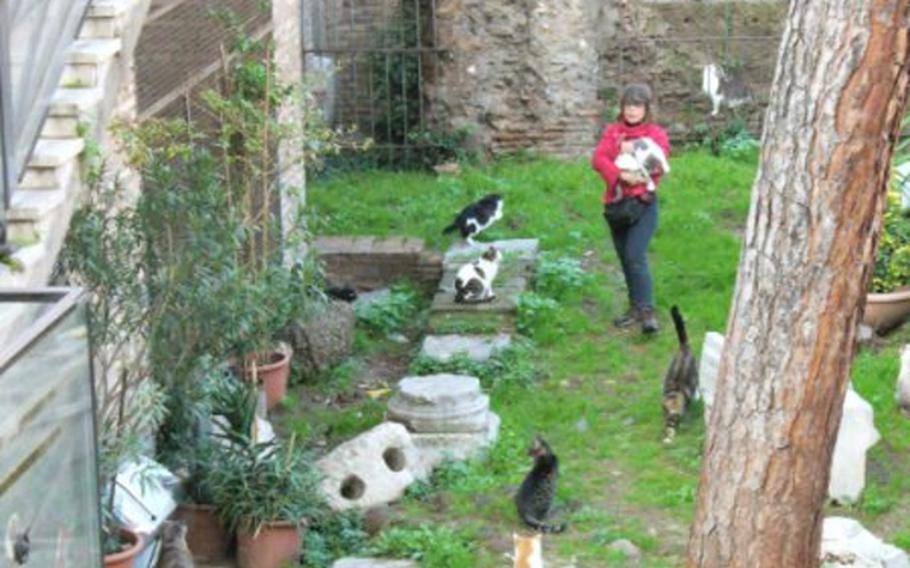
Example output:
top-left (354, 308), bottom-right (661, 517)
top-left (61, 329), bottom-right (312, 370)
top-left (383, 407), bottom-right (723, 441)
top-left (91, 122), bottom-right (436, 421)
top-left (619, 83), bottom-right (654, 122)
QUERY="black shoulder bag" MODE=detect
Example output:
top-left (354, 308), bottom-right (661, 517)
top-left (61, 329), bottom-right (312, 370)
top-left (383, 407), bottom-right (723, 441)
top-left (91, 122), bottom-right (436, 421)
top-left (603, 194), bottom-right (653, 228)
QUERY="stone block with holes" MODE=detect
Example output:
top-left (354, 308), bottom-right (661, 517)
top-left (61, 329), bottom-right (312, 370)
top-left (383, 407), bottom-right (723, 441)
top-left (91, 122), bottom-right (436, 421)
top-left (315, 422), bottom-right (426, 511)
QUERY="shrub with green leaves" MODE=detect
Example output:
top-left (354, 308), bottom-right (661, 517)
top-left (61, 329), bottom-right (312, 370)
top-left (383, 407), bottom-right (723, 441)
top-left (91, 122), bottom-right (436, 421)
top-left (355, 283), bottom-right (421, 335)
top-left (535, 253), bottom-right (592, 300)
top-left (408, 339), bottom-right (541, 390)
top-left (369, 525), bottom-right (475, 568)
top-left (516, 293), bottom-right (560, 337)
top-left (301, 510), bottom-right (369, 568)
top-left (208, 433), bottom-right (326, 535)
top-left (873, 190), bottom-right (910, 293)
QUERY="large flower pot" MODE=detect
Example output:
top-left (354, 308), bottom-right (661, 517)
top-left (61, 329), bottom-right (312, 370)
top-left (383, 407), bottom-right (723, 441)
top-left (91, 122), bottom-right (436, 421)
top-left (236, 521), bottom-right (301, 568)
top-left (245, 342), bottom-right (293, 410)
top-left (864, 288), bottom-right (910, 333)
top-left (103, 528), bottom-right (143, 568)
top-left (175, 503), bottom-right (231, 562)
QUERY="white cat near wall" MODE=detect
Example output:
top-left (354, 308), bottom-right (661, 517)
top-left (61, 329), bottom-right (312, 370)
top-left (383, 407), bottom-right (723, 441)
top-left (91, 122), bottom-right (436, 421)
top-left (702, 62), bottom-right (753, 116)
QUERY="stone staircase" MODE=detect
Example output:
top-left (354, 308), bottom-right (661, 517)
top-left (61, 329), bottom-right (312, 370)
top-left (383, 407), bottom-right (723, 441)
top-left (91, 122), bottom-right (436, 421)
top-left (2, 0), bottom-right (150, 289)
top-left (421, 238), bottom-right (539, 363)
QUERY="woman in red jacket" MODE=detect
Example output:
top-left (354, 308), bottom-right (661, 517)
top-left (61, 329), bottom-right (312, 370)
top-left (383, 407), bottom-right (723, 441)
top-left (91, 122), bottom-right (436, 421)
top-left (592, 83), bottom-right (670, 334)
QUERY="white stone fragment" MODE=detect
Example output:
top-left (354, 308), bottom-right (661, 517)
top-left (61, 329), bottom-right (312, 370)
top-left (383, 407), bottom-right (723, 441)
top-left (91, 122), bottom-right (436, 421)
top-left (829, 388), bottom-right (881, 504)
top-left (316, 422), bottom-right (425, 511)
top-left (698, 331), bottom-right (725, 424)
top-left (821, 517), bottom-right (910, 568)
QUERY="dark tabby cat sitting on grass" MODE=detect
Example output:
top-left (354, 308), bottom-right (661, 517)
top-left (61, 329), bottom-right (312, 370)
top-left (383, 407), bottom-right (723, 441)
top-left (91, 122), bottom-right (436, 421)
top-left (515, 435), bottom-right (566, 534)
top-left (662, 306), bottom-right (699, 444)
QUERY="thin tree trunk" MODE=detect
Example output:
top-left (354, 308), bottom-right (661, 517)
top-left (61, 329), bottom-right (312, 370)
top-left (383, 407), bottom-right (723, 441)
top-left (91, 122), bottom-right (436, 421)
top-left (687, 2), bottom-right (910, 567)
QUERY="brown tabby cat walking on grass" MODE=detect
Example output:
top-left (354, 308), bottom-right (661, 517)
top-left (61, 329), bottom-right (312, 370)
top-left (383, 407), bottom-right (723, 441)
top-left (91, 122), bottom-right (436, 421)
top-left (515, 435), bottom-right (566, 534)
top-left (662, 305), bottom-right (699, 444)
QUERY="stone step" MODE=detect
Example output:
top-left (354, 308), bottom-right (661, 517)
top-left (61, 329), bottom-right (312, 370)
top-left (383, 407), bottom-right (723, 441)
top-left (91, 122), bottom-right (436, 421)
top-left (28, 139), bottom-right (85, 169)
top-left (419, 334), bottom-right (512, 363)
top-left (20, 160), bottom-right (76, 191)
top-left (79, 15), bottom-right (122, 39)
top-left (443, 238), bottom-right (539, 268)
top-left (61, 60), bottom-right (107, 89)
top-left (428, 239), bottom-right (538, 334)
top-left (87, 0), bottom-right (130, 19)
top-left (50, 88), bottom-right (104, 117)
top-left (40, 115), bottom-right (82, 140)
top-left (66, 38), bottom-right (122, 65)
top-left (6, 241), bottom-right (49, 287)
top-left (6, 189), bottom-right (66, 227)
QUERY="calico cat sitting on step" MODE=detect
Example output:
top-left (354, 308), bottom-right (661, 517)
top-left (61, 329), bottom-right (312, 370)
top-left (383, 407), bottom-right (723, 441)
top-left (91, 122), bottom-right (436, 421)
top-left (443, 194), bottom-right (504, 244)
top-left (662, 306), bottom-right (699, 444)
top-left (515, 435), bottom-right (567, 534)
top-left (454, 245), bottom-right (501, 303)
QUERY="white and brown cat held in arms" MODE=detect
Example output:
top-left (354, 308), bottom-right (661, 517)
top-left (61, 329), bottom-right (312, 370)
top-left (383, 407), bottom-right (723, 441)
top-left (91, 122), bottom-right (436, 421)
top-left (443, 193), bottom-right (504, 245)
top-left (454, 245), bottom-right (502, 303)
top-left (512, 532), bottom-right (543, 568)
top-left (614, 137), bottom-right (671, 194)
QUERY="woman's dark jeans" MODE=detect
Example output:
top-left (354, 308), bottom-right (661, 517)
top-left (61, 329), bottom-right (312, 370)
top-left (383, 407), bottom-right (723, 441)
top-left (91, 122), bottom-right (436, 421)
top-left (607, 198), bottom-right (658, 307)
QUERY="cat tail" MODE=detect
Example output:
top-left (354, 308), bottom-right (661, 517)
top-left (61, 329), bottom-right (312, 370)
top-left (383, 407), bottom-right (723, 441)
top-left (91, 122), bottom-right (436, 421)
top-left (442, 222), bottom-right (459, 234)
top-left (522, 515), bottom-right (567, 534)
top-left (670, 305), bottom-right (688, 347)
top-left (454, 278), bottom-right (466, 303)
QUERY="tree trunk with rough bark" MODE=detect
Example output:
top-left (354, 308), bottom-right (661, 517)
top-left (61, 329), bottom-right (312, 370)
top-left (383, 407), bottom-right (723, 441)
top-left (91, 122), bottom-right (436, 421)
top-left (687, 2), bottom-right (910, 567)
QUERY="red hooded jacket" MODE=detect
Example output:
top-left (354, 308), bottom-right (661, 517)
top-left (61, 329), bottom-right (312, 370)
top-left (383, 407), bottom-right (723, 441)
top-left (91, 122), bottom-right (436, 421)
top-left (591, 121), bottom-right (671, 205)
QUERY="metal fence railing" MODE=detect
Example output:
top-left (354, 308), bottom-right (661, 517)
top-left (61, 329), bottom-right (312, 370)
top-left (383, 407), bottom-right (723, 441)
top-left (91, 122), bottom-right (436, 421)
top-left (302, 0), bottom-right (449, 167)
top-left (0, 0), bottom-right (90, 217)
top-left (0, 288), bottom-right (102, 564)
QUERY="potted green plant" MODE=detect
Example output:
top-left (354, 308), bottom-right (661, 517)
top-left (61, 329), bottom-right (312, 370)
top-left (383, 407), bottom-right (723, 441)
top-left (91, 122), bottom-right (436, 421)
top-left (208, 428), bottom-right (326, 568)
top-left (171, 424), bottom-right (232, 562)
top-left (97, 374), bottom-right (168, 567)
top-left (226, 264), bottom-right (301, 410)
top-left (865, 179), bottom-right (910, 333)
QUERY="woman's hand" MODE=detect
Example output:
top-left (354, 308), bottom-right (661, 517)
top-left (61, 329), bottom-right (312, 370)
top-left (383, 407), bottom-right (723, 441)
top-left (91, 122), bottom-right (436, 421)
top-left (620, 141), bottom-right (635, 153)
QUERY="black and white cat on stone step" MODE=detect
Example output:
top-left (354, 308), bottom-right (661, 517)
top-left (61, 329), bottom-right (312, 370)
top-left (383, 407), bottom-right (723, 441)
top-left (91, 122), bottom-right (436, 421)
top-left (454, 245), bottom-right (502, 303)
top-left (443, 193), bottom-right (504, 245)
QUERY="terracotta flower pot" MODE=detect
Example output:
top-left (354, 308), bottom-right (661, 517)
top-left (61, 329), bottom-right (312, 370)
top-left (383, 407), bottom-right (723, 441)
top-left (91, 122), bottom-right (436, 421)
top-left (244, 342), bottom-right (293, 410)
top-left (236, 520), bottom-right (301, 568)
top-left (175, 503), bottom-right (231, 562)
top-left (103, 528), bottom-right (143, 568)
top-left (864, 288), bottom-right (910, 333)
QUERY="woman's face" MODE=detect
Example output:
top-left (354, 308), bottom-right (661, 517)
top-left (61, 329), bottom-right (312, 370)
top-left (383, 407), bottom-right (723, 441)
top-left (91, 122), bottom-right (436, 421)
top-left (622, 103), bottom-right (646, 125)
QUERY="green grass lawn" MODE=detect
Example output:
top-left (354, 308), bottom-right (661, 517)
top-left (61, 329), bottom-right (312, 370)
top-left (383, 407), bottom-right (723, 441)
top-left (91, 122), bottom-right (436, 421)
top-left (294, 149), bottom-right (910, 566)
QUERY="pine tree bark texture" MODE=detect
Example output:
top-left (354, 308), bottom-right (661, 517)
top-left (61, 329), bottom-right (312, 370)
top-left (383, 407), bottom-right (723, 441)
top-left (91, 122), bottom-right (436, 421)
top-left (687, 2), bottom-right (910, 567)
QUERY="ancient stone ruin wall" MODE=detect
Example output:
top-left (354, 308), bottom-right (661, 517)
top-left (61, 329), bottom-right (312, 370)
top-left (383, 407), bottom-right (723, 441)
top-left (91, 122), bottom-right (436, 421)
top-left (428, 0), bottom-right (602, 159)
top-left (596, 1), bottom-right (788, 141)
top-left (301, 0), bottom-right (788, 159)
top-left (427, 0), bottom-right (787, 158)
